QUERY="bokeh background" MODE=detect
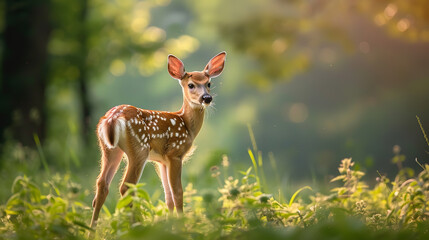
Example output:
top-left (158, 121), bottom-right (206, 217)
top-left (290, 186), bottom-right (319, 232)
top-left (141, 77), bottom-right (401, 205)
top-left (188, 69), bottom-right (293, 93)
top-left (1, 0), bottom-right (428, 206)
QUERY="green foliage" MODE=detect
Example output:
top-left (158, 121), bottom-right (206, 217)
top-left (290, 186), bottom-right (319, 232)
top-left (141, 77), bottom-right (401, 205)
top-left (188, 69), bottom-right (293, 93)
top-left (191, 0), bottom-right (429, 86)
top-left (1, 174), bottom-right (91, 239)
top-left (1, 152), bottom-right (429, 239)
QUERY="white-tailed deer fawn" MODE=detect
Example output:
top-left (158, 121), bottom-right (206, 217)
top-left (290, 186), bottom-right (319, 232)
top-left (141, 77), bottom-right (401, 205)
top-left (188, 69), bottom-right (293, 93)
top-left (90, 52), bottom-right (226, 227)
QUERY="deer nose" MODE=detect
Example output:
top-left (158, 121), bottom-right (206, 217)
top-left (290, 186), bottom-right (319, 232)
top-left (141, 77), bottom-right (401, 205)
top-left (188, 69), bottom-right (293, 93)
top-left (202, 94), bottom-right (212, 104)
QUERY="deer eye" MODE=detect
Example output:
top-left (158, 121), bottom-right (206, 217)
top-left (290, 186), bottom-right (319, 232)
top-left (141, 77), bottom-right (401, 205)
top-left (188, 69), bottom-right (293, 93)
top-left (188, 83), bottom-right (195, 89)
top-left (207, 83), bottom-right (211, 88)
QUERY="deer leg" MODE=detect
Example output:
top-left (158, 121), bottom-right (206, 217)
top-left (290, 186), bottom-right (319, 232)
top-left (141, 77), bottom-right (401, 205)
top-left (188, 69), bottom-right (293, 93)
top-left (166, 157), bottom-right (183, 213)
top-left (158, 162), bottom-right (174, 211)
top-left (91, 147), bottom-right (123, 228)
top-left (119, 150), bottom-right (148, 196)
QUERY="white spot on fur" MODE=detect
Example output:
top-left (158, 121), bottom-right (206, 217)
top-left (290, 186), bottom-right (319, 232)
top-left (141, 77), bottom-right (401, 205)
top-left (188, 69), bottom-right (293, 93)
top-left (170, 118), bottom-right (176, 126)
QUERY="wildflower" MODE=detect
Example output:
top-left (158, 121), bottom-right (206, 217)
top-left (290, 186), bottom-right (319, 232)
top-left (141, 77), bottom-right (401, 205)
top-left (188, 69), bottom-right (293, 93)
top-left (222, 154), bottom-right (229, 167)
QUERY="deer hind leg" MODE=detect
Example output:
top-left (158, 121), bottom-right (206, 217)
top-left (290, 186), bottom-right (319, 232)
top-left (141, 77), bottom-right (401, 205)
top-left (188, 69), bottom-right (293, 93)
top-left (119, 149), bottom-right (149, 196)
top-left (91, 147), bottom-right (123, 228)
top-left (166, 157), bottom-right (183, 213)
top-left (157, 162), bottom-right (174, 211)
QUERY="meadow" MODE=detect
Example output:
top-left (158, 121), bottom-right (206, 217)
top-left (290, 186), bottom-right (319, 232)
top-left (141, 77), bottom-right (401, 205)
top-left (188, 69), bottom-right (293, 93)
top-left (1, 1), bottom-right (429, 239)
top-left (1, 125), bottom-right (429, 240)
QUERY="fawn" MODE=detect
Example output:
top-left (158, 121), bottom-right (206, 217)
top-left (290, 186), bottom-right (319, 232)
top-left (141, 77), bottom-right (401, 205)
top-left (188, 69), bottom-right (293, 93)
top-left (90, 52), bottom-right (226, 227)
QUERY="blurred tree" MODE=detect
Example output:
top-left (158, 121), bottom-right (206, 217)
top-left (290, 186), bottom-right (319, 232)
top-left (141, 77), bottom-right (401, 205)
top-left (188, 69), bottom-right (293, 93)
top-left (357, 0), bottom-right (429, 42)
top-left (45, 0), bottom-right (198, 165)
top-left (0, 0), bottom-right (51, 147)
top-left (0, 0), bottom-right (199, 167)
top-left (189, 0), bottom-right (429, 88)
top-left (78, 0), bottom-right (90, 139)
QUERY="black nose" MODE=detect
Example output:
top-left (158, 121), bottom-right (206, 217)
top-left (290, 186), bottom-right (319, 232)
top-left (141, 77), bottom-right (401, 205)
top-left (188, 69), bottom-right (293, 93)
top-left (202, 94), bottom-right (212, 104)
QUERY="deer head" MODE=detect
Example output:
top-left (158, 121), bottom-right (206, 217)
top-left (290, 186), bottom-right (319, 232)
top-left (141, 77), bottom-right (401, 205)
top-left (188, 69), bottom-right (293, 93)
top-left (168, 52), bottom-right (226, 108)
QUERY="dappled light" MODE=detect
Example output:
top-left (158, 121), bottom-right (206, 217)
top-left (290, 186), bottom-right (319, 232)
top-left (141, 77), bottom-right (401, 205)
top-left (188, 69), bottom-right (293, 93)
top-left (0, 0), bottom-right (428, 239)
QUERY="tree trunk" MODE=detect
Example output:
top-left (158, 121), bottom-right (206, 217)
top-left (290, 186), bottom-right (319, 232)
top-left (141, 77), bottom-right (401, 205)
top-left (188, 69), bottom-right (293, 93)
top-left (0, 0), bottom-right (51, 147)
top-left (78, 0), bottom-right (91, 142)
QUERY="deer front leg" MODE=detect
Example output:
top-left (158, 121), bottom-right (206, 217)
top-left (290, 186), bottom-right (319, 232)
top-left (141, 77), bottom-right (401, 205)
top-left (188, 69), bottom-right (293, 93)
top-left (166, 157), bottom-right (183, 213)
top-left (157, 162), bottom-right (174, 211)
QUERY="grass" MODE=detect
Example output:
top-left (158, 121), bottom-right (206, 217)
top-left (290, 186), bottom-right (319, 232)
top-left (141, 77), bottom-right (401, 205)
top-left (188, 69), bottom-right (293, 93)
top-left (0, 121), bottom-right (429, 239)
top-left (1, 151), bottom-right (429, 239)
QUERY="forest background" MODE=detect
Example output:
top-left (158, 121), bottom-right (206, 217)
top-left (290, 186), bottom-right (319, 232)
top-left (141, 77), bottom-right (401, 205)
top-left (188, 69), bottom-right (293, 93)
top-left (0, 0), bottom-right (428, 211)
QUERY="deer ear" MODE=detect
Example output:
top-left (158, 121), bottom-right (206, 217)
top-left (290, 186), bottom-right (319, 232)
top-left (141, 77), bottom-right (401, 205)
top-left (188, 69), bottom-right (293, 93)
top-left (168, 55), bottom-right (186, 80)
top-left (204, 51), bottom-right (226, 78)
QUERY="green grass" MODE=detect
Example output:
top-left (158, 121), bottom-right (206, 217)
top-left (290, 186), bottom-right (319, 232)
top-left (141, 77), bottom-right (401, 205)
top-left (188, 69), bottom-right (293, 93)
top-left (1, 121), bottom-right (429, 239)
top-left (1, 152), bottom-right (429, 239)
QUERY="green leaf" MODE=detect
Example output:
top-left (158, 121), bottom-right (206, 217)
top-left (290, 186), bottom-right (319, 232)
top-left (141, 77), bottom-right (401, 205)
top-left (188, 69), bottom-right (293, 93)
top-left (5, 209), bottom-right (19, 215)
top-left (11, 176), bottom-right (25, 194)
top-left (248, 149), bottom-right (258, 176)
top-left (137, 188), bottom-right (151, 202)
top-left (72, 220), bottom-right (94, 231)
top-left (102, 205), bottom-right (112, 218)
top-left (330, 175), bottom-right (345, 182)
top-left (246, 167), bottom-right (253, 176)
top-left (117, 195), bottom-right (133, 210)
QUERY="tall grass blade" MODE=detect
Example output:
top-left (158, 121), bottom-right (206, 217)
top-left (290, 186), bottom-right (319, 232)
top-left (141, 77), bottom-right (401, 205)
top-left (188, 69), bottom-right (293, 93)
top-left (415, 158), bottom-right (425, 170)
top-left (33, 134), bottom-right (50, 176)
top-left (416, 115), bottom-right (429, 147)
top-left (248, 149), bottom-right (258, 176)
top-left (257, 151), bottom-right (268, 191)
top-left (247, 124), bottom-right (258, 152)
top-left (248, 149), bottom-right (261, 188)
top-left (257, 151), bottom-right (263, 167)
top-left (268, 152), bottom-right (280, 186)
top-left (289, 186), bottom-right (312, 207)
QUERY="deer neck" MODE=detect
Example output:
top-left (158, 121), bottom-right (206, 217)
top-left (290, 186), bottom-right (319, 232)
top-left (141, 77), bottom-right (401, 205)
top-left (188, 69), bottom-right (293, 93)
top-left (177, 98), bottom-right (205, 139)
